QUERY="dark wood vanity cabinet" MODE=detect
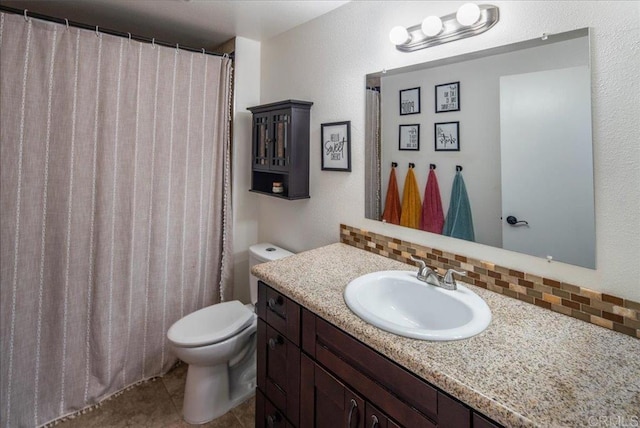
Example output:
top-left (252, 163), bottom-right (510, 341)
top-left (247, 100), bottom-right (313, 200)
top-left (256, 282), bottom-right (502, 428)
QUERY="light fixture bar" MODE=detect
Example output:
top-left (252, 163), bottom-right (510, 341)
top-left (395, 4), bottom-right (499, 52)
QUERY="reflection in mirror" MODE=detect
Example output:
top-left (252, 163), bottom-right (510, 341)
top-left (365, 28), bottom-right (595, 269)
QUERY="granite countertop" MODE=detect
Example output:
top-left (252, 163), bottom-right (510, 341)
top-left (251, 243), bottom-right (640, 428)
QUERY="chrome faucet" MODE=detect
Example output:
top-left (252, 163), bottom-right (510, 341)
top-left (410, 256), bottom-right (466, 291)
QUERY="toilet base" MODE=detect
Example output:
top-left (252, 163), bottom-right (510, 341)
top-left (182, 364), bottom-right (256, 424)
top-left (181, 341), bottom-right (257, 424)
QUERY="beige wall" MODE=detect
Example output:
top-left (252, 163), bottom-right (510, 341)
top-left (232, 37), bottom-right (261, 303)
top-left (251, 1), bottom-right (640, 301)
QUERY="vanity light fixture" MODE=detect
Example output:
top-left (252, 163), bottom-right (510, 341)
top-left (390, 3), bottom-right (499, 52)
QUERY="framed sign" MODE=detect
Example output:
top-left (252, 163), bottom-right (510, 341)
top-left (435, 122), bottom-right (459, 151)
top-left (399, 87), bottom-right (421, 115)
top-left (399, 124), bottom-right (420, 151)
top-left (321, 121), bottom-right (351, 171)
top-left (435, 81), bottom-right (460, 112)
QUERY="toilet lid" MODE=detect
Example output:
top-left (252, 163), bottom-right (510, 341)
top-left (167, 301), bottom-right (255, 347)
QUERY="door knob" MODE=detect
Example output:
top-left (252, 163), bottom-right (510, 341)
top-left (506, 215), bottom-right (529, 226)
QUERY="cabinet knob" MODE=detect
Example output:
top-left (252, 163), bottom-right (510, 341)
top-left (268, 335), bottom-right (284, 350)
top-left (268, 296), bottom-right (284, 311)
top-left (266, 411), bottom-right (282, 427)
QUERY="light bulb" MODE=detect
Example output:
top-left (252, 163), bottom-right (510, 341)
top-left (389, 26), bottom-right (410, 45)
top-left (456, 3), bottom-right (481, 26)
top-left (421, 16), bottom-right (443, 37)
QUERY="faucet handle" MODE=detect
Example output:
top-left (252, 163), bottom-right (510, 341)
top-left (410, 255), bottom-right (426, 270)
top-left (443, 269), bottom-right (467, 287)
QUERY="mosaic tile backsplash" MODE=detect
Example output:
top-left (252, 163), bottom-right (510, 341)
top-left (340, 224), bottom-right (640, 339)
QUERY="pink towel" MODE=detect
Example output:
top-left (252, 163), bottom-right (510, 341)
top-left (382, 167), bottom-right (401, 225)
top-left (420, 169), bottom-right (445, 234)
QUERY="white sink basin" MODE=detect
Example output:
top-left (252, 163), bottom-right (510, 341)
top-left (344, 270), bottom-right (491, 341)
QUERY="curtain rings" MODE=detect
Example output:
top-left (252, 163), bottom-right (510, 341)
top-left (23, 9), bottom-right (29, 22)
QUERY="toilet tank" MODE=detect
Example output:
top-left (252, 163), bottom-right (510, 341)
top-left (249, 243), bottom-right (294, 304)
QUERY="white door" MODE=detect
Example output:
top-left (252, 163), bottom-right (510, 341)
top-left (499, 66), bottom-right (595, 268)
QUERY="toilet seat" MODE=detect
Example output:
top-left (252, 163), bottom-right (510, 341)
top-left (167, 301), bottom-right (255, 348)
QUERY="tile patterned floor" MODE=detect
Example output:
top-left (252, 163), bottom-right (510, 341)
top-left (58, 364), bottom-right (255, 427)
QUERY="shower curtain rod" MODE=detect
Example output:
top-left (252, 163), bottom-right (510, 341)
top-left (0, 5), bottom-right (233, 59)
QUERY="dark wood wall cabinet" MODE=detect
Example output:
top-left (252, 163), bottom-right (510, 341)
top-left (256, 282), bottom-right (502, 428)
top-left (248, 100), bottom-right (313, 200)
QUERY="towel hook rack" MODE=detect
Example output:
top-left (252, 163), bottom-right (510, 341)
top-left (391, 162), bottom-right (398, 168)
top-left (456, 165), bottom-right (463, 172)
top-left (430, 163), bottom-right (436, 170)
top-left (409, 163), bottom-right (415, 169)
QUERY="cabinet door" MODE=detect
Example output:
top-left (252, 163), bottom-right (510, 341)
top-left (269, 110), bottom-right (291, 172)
top-left (253, 113), bottom-right (271, 171)
top-left (257, 319), bottom-right (300, 425)
top-left (301, 354), bottom-right (365, 428)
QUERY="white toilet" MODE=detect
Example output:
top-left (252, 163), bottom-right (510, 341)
top-left (167, 243), bottom-right (293, 424)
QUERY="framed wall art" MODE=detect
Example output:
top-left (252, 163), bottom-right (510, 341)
top-left (399, 87), bottom-right (421, 115)
top-left (399, 124), bottom-right (420, 151)
top-left (434, 122), bottom-right (459, 151)
top-left (435, 81), bottom-right (460, 112)
top-left (321, 121), bottom-right (351, 171)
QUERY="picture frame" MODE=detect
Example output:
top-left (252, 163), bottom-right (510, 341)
top-left (399, 87), bottom-right (421, 115)
top-left (399, 124), bottom-right (420, 151)
top-left (435, 81), bottom-right (460, 113)
top-left (321, 121), bottom-right (351, 171)
top-left (434, 122), bottom-right (460, 151)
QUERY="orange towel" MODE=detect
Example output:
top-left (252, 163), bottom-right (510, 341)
top-left (420, 169), bottom-right (445, 234)
top-left (381, 167), bottom-right (401, 224)
top-left (400, 168), bottom-right (422, 229)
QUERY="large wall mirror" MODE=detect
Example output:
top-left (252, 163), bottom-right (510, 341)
top-left (365, 28), bottom-right (596, 269)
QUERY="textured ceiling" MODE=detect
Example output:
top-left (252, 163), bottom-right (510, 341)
top-left (0, 0), bottom-right (349, 50)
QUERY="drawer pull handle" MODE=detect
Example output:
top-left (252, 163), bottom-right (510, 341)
top-left (266, 411), bottom-right (281, 427)
top-left (268, 296), bottom-right (284, 311)
top-left (268, 335), bottom-right (284, 350)
top-left (371, 415), bottom-right (379, 428)
top-left (347, 398), bottom-right (358, 427)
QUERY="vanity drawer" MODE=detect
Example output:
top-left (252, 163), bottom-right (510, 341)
top-left (303, 309), bottom-right (438, 421)
top-left (257, 319), bottom-right (300, 426)
top-left (257, 281), bottom-right (300, 345)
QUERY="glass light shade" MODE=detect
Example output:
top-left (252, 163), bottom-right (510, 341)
top-left (389, 26), bottom-right (410, 45)
top-left (421, 16), bottom-right (443, 37)
top-left (456, 3), bottom-right (481, 26)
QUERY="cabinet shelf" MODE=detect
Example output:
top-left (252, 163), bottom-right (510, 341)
top-left (249, 189), bottom-right (310, 200)
top-left (248, 100), bottom-right (312, 200)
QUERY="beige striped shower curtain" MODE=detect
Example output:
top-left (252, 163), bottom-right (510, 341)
top-left (0, 12), bottom-right (233, 427)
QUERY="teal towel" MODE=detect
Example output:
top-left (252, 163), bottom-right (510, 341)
top-left (443, 172), bottom-right (475, 242)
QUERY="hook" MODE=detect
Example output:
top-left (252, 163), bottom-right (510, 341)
top-left (127, 32), bottom-right (131, 43)
top-left (541, 33), bottom-right (548, 41)
top-left (95, 26), bottom-right (100, 37)
top-left (430, 163), bottom-right (436, 170)
top-left (409, 163), bottom-right (415, 169)
top-left (65, 18), bottom-right (69, 31)
top-left (151, 38), bottom-right (155, 48)
top-left (223, 52), bottom-right (229, 59)
top-left (202, 48), bottom-right (206, 56)
top-left (24, 9), bottom-right (29, 21)
top-left (391, 162), bottom-right (398, 168)
top-left (176, 43), bottom-right (180, 53)
top-left (456, 165), bottom-right (463, 172)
